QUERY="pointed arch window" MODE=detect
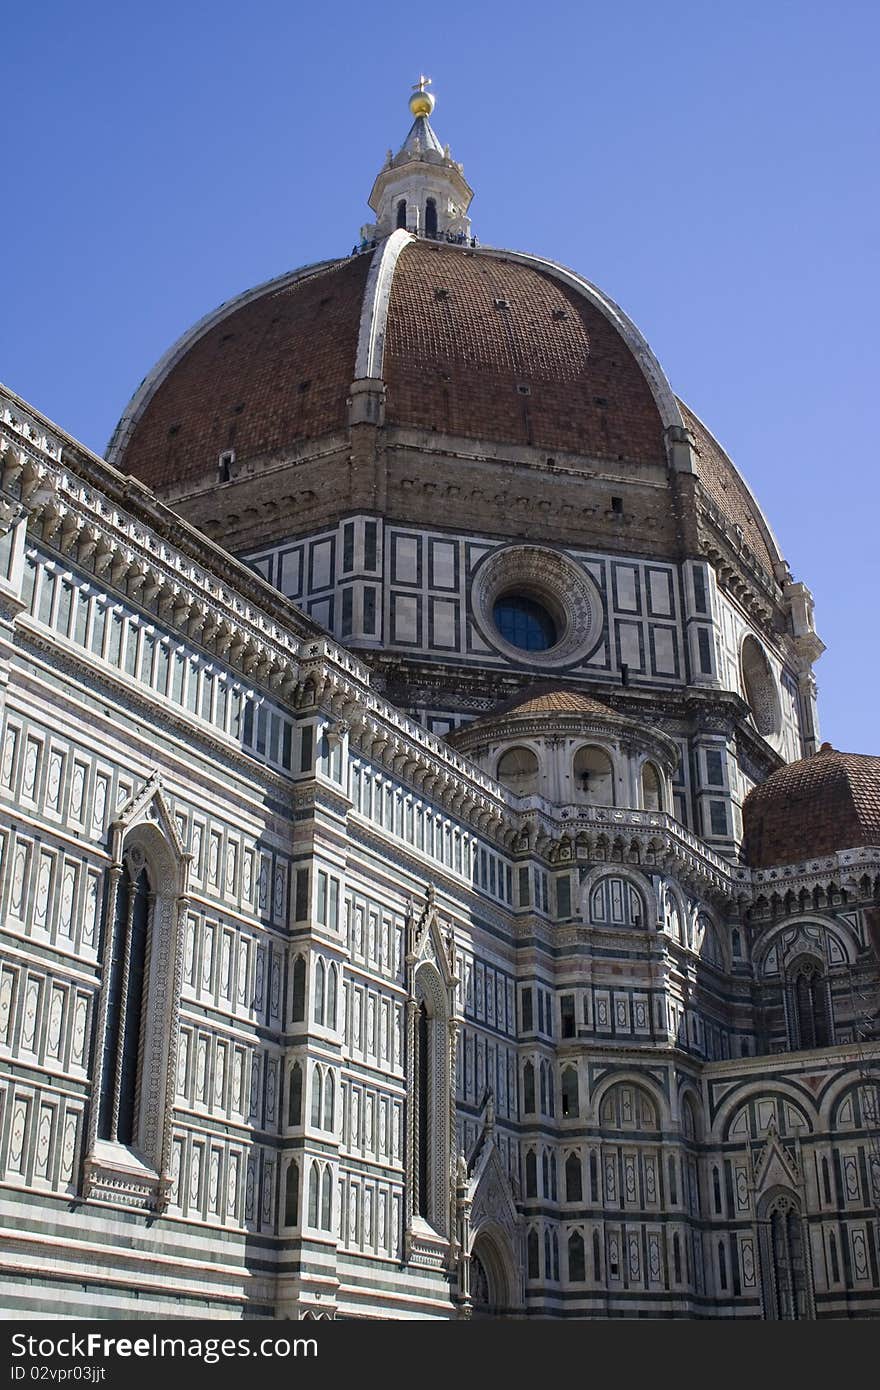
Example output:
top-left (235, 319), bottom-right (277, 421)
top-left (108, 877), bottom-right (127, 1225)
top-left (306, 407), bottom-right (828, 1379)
top-left (311, 1064), bottom-right (323, 1127)
top-left (787, 957), bottom-right (832, 1050)
top-left (288, 1060), bottom-right (302, 1126)
top-left (523, 1060), bottom-right (536, 1114)
top-left (527, 1228), bottom-right (540, 1280)
top-left (409, 956), bottom-right (454, 1237)
top-left (323, 1070), bottom-right (335, 1132)
top-left (568, 1230), bottom-right (585, 1281)
top-left (84, 791), bottom-right (189, 1214)
top-left (525, 1149), bottom-right (538, 1198)
top-left (284, 1160), bottom-right (299, 1227)
top-left (759, 1190), bottom-right (813, 1319)
top-left (98, 856), bottom-right (150, 1145)
top-left (321, 1166), bottom-right (333, 1230)
top-left (396, 199), bottom-right (407, 229)
top-left (561, 1065), bottom-right (579, 1118)
top-left (425, 197), bottom-right (438, 237)
top-left (327, 963), bottom-right (338, 1029)
top-left (313, 958), bottom-right (325, 1025)
top-left (291, 955), bottom-right (306, 1022)
top-left (308, 1161), bottom-right (319, 1226)
top-left (565, 1152), bottom-right (582, 1202)
top-left (416, 1000), bottom-right (429, 1216)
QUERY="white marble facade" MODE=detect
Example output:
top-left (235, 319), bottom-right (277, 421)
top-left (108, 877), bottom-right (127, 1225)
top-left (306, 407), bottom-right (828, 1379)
top-left (0, 386), bottom-right (878, 1322)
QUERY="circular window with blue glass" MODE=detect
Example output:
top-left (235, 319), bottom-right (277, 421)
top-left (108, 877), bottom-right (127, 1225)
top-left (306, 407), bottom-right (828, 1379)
top-left (492, 594), bottom-right (558, 651)
top-left (472, 544), bottom-right (604, 669)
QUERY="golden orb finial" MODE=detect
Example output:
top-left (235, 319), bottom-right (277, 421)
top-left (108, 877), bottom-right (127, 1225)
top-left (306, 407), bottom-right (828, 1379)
top-left (409, 74), bottom-right (435, 119)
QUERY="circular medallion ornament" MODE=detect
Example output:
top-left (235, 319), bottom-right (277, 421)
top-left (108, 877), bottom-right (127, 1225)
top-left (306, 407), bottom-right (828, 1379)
top-left (471, 544), bottom-right (604, 669)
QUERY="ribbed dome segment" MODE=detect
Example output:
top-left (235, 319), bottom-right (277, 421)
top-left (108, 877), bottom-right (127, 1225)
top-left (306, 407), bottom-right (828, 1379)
top-left (107, 237), bottom-right (780, 589)
top-left (382, 241), bottom-right (665, 461)
top-left (742, 745), bottom-right (880, 867)
top-left (484, 685), bottom-right (619, 720)
top-left (115, 255), bottom-right (370, 492)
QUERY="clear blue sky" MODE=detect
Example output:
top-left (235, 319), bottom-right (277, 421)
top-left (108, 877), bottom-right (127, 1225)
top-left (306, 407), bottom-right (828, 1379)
top-left (3, 1), bottom-right (878, 751)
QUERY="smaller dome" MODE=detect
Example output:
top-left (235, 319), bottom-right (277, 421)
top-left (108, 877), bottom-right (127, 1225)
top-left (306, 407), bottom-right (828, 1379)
top-left (448, 684), bottom-right (679, 777)
top-left (460, 684), bottom-right (620, 729)
top-left (742, 744), bottom-right (880, 868)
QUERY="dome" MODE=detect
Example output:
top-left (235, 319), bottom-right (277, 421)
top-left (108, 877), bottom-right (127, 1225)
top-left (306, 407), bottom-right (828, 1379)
top-left (105, 86), bottom-right (785, 594)
top-left (742, 744), bottom-right (880, 868)
top-left (466, 684), bottom-right (620, 723)
top-left (109, 239), bottom-right (667, 485)
top-left (447, 683), bottom-right (679, 775)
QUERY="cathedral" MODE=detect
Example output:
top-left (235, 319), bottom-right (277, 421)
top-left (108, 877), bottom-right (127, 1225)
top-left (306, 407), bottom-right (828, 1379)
top-left (1, 79), bottom-right (878, 1320)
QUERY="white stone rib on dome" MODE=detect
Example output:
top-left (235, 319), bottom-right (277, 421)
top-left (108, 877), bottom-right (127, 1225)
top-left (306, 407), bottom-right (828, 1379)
top-left (355, 230), bottom-right (412, 380)
top-left (353, 238), bottom-right (685, 437)
top-left (500, 249), bottom-right (685, 434)
top-left (104, 258), bottom-right (342, 468)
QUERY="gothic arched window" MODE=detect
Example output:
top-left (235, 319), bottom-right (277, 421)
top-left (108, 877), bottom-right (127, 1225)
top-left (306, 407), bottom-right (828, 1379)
top-left (284, 1160), bottom-right (299, 1227)
top-left (323, 1070), bottom-right (335, 1132)
top-left (425, 197), bottom-right (438, 237)
top-left (313, 958), bottom-right (325, 1024)
top-left (565, 1152), bottom-right (582, 1202)
top-left (308, 1161), bottom-right (319, 1226)
top-left (561, 1065), bottom-right (579, 1118)
top-left (525, 1149), bottom-right (538, 1198)
top-left (523, 1060), bottom-right (536, 1114)
top-left (396, 199), bottom-right (407, 229)
top-left (527, 1228), bottom-right (540, 1280)
top-left (327, 963), bottom-right (338, 1029)
top-left (85, 798), bottom-right (189, 1214)
top-left (321, 1166), bottom-right (333, 1230)
top-left (568, 1230), bottom-right (585, 1281)
top-left (787, 957), bottom-right (832, 1051)
top-left (291, 955), bottom-right (306, 1022)
top-left (759, 1191), bottom-right (812, 1319)
top-left (416, 1001), bottom-right (429, 1216)
top-left (311, 1065), bottom-right (323, 1127)
top-left (410, 960), bottom-right (453, 1236)
top-left (98, 856), bottom-right (150, 1145)
top-left (288, 1061), bottom-right (302, 1126)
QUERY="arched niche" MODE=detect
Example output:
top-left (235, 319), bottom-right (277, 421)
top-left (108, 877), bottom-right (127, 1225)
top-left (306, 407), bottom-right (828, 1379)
top-left (640, 760), bottom-right (663, 811)
top-left (496, 745), bottom-right (540, 797)
top-left (470, 1224), bottom-right (519, 1317)
top-left (573, 744), bottom-right (614, 806)
top-left (741, 635), bottom-right (782, 737)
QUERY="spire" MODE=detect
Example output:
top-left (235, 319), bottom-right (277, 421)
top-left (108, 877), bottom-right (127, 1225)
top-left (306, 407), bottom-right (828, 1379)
top-left (360, 78), bottom-right (475, 245)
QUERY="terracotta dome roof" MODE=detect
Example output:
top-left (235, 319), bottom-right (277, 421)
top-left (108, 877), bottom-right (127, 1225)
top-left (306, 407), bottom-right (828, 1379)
top-left (479, 685), bottom-right (620, 721)
top-left (382, 242), bottom-right (664, 459)
top-left (106, 235), bottom-right (782, 587)
top-left (446, 685), bottom-right (623, 744)
top-left (111, 255), bottom-right (370, 493)
top-left (107, 239), bottom-right (671, 489)
top-left (742, 744), bottom-right (880, 868)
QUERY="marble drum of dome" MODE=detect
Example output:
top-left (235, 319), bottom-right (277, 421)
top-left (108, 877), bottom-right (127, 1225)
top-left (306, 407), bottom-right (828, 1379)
top-left (470, 544), bottom-right (604, 669)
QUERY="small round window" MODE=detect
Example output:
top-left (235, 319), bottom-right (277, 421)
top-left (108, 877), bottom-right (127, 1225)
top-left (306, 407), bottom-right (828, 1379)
top-left (492, 594), bottom-right (558, 652)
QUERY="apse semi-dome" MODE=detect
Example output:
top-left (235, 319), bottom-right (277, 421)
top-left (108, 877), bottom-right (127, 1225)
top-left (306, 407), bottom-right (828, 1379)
top-left (742, 744), bottom-right (880, 868)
